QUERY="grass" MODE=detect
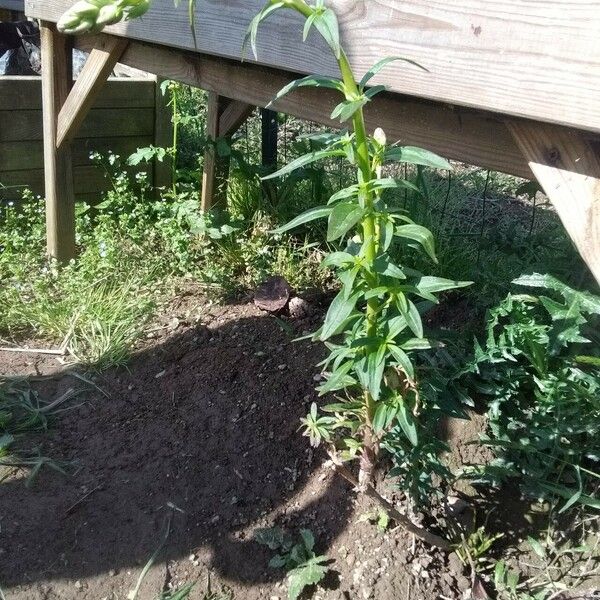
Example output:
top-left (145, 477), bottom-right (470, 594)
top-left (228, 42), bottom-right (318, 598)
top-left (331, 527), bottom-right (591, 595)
top-left (0, 376), bottom-right (77, 483)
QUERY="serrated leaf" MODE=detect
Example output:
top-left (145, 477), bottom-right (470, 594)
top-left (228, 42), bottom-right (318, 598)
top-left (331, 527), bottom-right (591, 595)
top-left (385, 146), bottom-right (451, 170)
top-left (263, 149), bottom-right (345, 180)
top-left (300, 529), bottom-right (315, 552)
top-left (287, 558), bottom-right (328, 600)
top-left (327, 202), bottom-right (365, 241)
top-left (270, 206), bottom-right (331, 234)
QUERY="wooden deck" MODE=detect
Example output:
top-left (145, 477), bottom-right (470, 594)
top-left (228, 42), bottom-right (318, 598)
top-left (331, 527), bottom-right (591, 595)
top-left (7, 0), bottom-right (600, 282)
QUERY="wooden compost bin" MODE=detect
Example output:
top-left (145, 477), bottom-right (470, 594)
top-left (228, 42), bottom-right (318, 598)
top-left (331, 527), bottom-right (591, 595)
top-left (0, 75), bottom-right (170, 203)
top-left (18, 0), bottom-right (600, 282)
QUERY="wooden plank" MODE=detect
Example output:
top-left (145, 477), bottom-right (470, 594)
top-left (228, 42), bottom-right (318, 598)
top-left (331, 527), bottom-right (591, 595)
top-left (40, 22), bottom-right (75, 261)
top-left (27, 0), bottom-right (600, 133)
top-left (0, 107), bottom-right (155, 142)
top-left (0, 76), bottom-right (156, 111)
top-left (0, 0), bottom-right (23, 11)
top-left (0, 164), bottom-right (145, 202)
top-left (56, 36), bottom-right (129, 149)
top-left (0, 136), bottom-right (152, 171)
top-left (74, 34), bottom-right (541, 180)
top-left (200, 90), bottom-right (221, 212)
top-left (508, 121), bottom-right (600, 286)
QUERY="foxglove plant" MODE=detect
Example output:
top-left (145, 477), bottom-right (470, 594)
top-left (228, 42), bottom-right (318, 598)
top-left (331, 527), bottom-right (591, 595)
top-left (59, 0), bottom-right (469, 549)
top-left (249, 0), bottom-right (470, 549)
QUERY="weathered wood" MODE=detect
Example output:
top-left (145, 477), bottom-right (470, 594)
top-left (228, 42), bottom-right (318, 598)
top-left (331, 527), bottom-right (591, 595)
top-left (40, 22), bottom-right (75, 261)
top-left (0, 76), bottom-right (156, 110)
top-left (56, 36), bottom-right (129, 149)
top-left (200, 90), bottom-right (222, 212)
top-left (74, 34), bottom-right (548, 180)
top-left (219, 100), bottom-right (254, 138)
top-left (26, 0), bottom-right (600, 133)
top-left (0, 107), bottom-right (155, 142)
top-left (508, 121), bottom-right (600, 285)
top-left (0, 0), bottom-right (23, 9)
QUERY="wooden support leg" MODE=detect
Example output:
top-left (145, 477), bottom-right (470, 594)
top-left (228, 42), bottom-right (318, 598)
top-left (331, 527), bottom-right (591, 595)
top-left (56, 36), bottom-right (128, 150)
top-left (261, 108), bottom-right (279, 203)
top-left (201, 92), bottom-right (253, 212)
top-left (41, 22), bottom-right (76, 262)
top-left (508, 121), bottom-right (600, 286)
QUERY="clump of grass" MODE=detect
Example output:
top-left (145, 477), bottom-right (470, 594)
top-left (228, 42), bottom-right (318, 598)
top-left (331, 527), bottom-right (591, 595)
top-left (0, 377), bottom-right (76, 484)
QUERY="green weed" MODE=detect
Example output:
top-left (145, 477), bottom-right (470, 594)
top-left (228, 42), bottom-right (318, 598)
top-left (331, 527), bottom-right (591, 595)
top-left (254, 527), bottom-right (330, 600)
top-left (463, 274), bottom-right (600, 511)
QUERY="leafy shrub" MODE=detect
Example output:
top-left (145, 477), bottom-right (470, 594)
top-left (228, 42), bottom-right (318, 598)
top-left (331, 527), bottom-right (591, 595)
top-left (465, 274), bottom-right (600, 511)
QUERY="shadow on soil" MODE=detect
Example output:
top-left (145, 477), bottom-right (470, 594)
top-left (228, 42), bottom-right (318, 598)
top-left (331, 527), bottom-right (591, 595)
top-left (0, 311), bottom-right (353, 591)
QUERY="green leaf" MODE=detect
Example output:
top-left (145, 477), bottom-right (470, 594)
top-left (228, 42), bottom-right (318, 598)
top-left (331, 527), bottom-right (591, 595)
top-left (414, 276), bottom-right (472, 295)
top-left (396, 224), bottom-right (438, 263)
top-left (401, 338), bottom-right (440, 351)
top-left (366, 347), bottom-right (386, 400)
top-left (373, 256), bottom-right (406, 279)
top-left (300, 529), bottom-right (315, 552)
top-left (269, 74), bottom-right (344, 107)
top-left (287, 558), bottom-right (328, 600)
top-left (364, 85), bottom-right (387, 99)
top-left (388, 345), bottom-right (415, 379)
top-left (318, 361), bottom-right (356, 395)
top-left (254, 527), bottom-right (286, 550)
top-left (373, 403), bottom-right (392, 434)
top-left (397, 401), bottom-right (418, 446)
top-left (313, 7), bottom-right (341, 59)
top-left (270, 206), bottom-right (332, 234)
top-left (331, 97), bottom-right (369, 123)
top-left (328, 184), bottom-right (359, 204)
top-left (398, 298), bottom-right (423, 338)
top-left (327, 203), bottom-right (365, 241)
top-left (244, 2), bottom-right (285, 59)
top-left (321, 290), bottom-right (362, 340)
top-left (527, 537), bottom-right (545, 558)
top-left (321, 251), bottom-right (354, 268)
top-left (359, 56), bottom-right (427, 89)
top-left (263, 149), bottom-right (345, 180)
top-left (385, 146), bottom-right (451, 170)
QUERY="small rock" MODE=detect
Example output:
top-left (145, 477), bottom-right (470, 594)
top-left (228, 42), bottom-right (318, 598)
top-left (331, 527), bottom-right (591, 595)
top-left (288, 296), bottom-right (312, 319)
top-left (74, 581), bottom-right (83, 590)
top-left (277, 364), bottom-right (287, 371)
top-left (155, 370), bottom-right (166, 379)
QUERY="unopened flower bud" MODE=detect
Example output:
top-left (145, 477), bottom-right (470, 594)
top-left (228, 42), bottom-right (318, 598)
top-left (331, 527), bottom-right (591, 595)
top-left (373, 127), bottom-right (387, 147)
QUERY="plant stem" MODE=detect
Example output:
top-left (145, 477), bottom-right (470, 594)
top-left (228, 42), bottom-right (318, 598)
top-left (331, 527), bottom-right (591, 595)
top-left (332, 460), bottom-right (452, 551)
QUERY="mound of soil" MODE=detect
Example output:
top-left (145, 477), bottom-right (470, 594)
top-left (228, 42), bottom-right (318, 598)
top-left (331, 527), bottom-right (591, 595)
top-left (0, 295), bottom-right (494, 600)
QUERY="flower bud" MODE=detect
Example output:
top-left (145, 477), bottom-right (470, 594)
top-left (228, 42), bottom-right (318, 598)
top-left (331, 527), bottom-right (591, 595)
top-left (373, 127), bottom-right (387, 147)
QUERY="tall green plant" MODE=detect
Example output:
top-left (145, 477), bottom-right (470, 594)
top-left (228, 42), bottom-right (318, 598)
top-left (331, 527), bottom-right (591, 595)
top-left (250, 0), bottom-right (469, 547)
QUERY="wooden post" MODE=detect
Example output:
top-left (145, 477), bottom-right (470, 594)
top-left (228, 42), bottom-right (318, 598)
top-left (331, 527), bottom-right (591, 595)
top-left (200, 91), bottom-right (221, 212)
top-left (508, 121), bottom-right (600, 286)
top-left (154, 77), bottom-right (174, 191)
top-left (40, 22), bottom-right (76, 261)
top-left (201, 92), bottom-right (253, 212)
top-left (261, 108), bottom-right (278, 202)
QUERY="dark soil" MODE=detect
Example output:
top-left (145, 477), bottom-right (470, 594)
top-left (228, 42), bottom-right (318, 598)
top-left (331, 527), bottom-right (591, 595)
top-left (1, 293), bottom-right (593, 600)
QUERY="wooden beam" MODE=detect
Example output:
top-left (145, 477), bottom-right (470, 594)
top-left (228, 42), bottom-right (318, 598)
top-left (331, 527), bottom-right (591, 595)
top-left (28, 0), bottom-right (600, 134)
top-left (74, 34), bottom-right (546, 180)
top-left (508, 121), bottom-right (600, 286)
top-left (40, 22), bottom-right (75, 261)
top-left (56, 36), bottom-right (128, 149)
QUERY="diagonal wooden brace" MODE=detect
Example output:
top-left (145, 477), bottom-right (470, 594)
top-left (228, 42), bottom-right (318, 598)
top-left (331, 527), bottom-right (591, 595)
top-left (56, 36), bottom-right (129, 150)
top-left (508, 120), bottom-right (600, 286)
